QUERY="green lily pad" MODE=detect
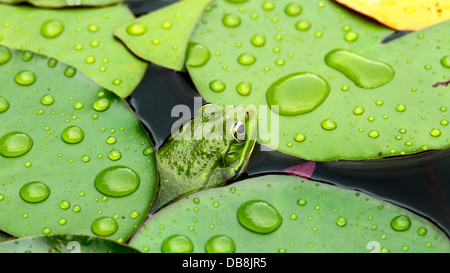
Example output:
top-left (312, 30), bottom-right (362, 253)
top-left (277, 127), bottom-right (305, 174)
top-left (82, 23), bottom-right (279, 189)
top-left (0, 46), bottom-right (157, 242)
top-left (185, 0), bottom-right (450, 161)
top-left (0, 234), bottom-right (140, 253)
top-left (129, 174), bottom-right (450, 253)
top-left (0, 3), bottom-right (147, 98)
top-left (114, 0), bottom-right (212, 71)
top-left (0, 0), bottom-right (122, 8)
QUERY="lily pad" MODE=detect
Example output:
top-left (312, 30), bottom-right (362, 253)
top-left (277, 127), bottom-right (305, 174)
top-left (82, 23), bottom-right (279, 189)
top-left (0, 0), bottom-right (123, 8)
top-left (0, 46), bottom-right (157, 242)
top-left (334, 0), bottom-right (450, 31)
top-left (0, 234), bottom-right (140, 253)
top-left (186, 0), bottom-right (450, 161)
top-left (0, 3), bottom-right (147, 98)
top-left (114, 0), bottom-right (212, 71)
top-left (129, 174), bottom-right (450, 253)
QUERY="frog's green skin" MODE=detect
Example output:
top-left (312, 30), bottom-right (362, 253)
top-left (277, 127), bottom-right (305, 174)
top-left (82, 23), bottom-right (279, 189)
top-left (151, 104), bottom-right (257, 213)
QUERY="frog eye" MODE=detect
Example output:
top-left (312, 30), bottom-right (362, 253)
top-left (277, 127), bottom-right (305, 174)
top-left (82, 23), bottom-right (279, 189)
top-left (233, 121), bottom-right (246, 142)
top-left (225, 151), bottom-right (238, 166)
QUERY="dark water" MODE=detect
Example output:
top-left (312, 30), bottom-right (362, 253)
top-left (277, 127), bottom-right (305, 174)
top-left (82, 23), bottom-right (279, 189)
top-left (125, 0), bottom-right (450, 237)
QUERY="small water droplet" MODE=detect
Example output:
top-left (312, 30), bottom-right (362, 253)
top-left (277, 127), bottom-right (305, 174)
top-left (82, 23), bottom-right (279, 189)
top-left (294, 133), bottom-right (306, 142)
top-left (321, 119), bottom-right (337, 130)
top-left (40, 94), bottom-right (55, 106)
top-left (130, 210), bottom-right (139, 219)
top-left (106, 136), bottom-right (117, 144)
top-left (15, 70), bottom-right (36, 86)
top-left (22, 51), bottom-right (34, 62)
top-left (64, 66), bottom-right (76, 77)
top-left (417, 227), bottom-right (427, 236)
top-left (262, 1), bottom-right (275, 11)
top-left (222, 13), bottom-right (241, 28)
top-left (0, 46), bottom-right (11, 64)
top-left (209, 80), bottom-right (226, 92)
top-left (237, 53), bottom-right (256, 66)
top-left (61, 126), bottom-right (84, 144)
top-left (205, 235), bottom-right (235, 253)
top-left (0, 131), bottom-right (33, 157)
top-left (237, 200), bottom-right (282, 234)
top-left (353, 106), bottom-right (364, 115)
top-left (251, 34), bottom-right (266, 47)
top-left (391, 215), bottom-right (411, 231)
top-left (88, 24), bottom-right (99, 33)
top-left (336, 216), bottom-right (347, 227)
top-left (126, 22), bottom-right (147, 36)
top-left (186, 43), bottom-right (211, 67)
top-left (369, 130), bottom-right (380, 138)
top-left (266, 72), bottom-right (330, 116)
top-left (85, 56), bottom-right (95, 64)
top-left (0, 96), bottom-right (10, 113)
top-left (161, 235), bottom-right (193, 253)
top-left (40, 19), bottom-right (64, 39)
top-left (325, 49), bottom-right (395, 89)
top-left (344, 31), bottom-right (358, 42)
top-left (236, 82), bottom-right (252, 96)
top-left (93, 98), bottom-right (110, 112)
top-left (20, 181), bottom-right (50, 203)
top-left (60, 200), bottom-right (70, 210)
top-left (295, 20), bottom-right (311, 31)
top-left (297, 198), bottom-right (307, 206)
top-left (440, 55), bottom-right (450, 68)
top-left (430, 128), bottom-right (441, 137)
top-left (94, 166), bottom-right (140, 197)
top-left (108, 149), bottom-right (122, 161)
top-left (396, 104), bottom-right (407, 112)
top-left (91, 216), bottom-right (118, 236)
top-left (284, 2), bottom-right (302, 16)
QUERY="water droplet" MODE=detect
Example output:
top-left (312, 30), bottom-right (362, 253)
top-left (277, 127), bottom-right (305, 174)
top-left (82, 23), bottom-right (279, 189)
top-left (369, 130), bottom-right (380, 138)
top-left (391, 215), bottom-right (411, 231)
top-left (222, 13), bottom-right (241, 28)
top-left (236, 82), bottom-right (252, 96)
top-left (161, 235), bottom-right (193, 253)
top-left (336, 216), bottom-right (347, 227)
top-left (59, 218), bottom-right (67, 225)
top-left (108, 149), bottom-right (122, 161)
top-left (85, 56), bottom-right (95, 64)
top-left (22, 51), bottom-right (33, 62)
top-left (321, 119), bottom-right (337, 130)
top-left (91, 216), bottom-right (118, 236)
top-left (60, 200), bottom-right (70, 210)
top-left (42, 227), bottom-right (51, 234)
top-left (61, 126), bottom-right (84, 144)
top-left (297, 199), bottom-right (307, 206)
top-left (325, 49), bottom-right (395, 89)
top-left (441, 55), bottom-right (450, 68)
top-left (40, 19), bottom-right (64, 39)
top-left (94, 166), bottom-right (140, 197)
top-left (81, 155), bottom-right (90, 162)
top-left (106, 136), bottom-right (117, 144)
top-left (93, 98), bottom-right (110, 112)
top-left (130, 211), bottom-right (139, 219)
top-left (396, 104), bottom-right (407, 112)
top-left (237, 200), bottom-right (282, 234)
top-left (127, 23), bottom-right (147, 36)
top-left (430, 128), bottom-right (441, 137)
top-left (40, 94), bottom-right (55, 106)
top-left (0, 46), bottom-right (11, 64)
top-left (417, 227), bottom-right (427, 236)
top-left (285, 3), bottom-right (302, 16)
top-left (0, 132), bottom-right (33, 157)
top-left (353, 106), bottom-right (364, 115)
top-left (209, 80), bottom-right (226, 92)
top-left (205, 235), bottom-right (235, 253)
top-left (162, 21), bottom-right (172, 29)
top-left (344, 31), bottom-right (358, 42)
top-left (88, 24), bottom-right (99, 33)
top-left (262, 1), bottom-right (275, 11)
top-left (64, 66), bottom-right (76, 77)
top-left (112, 79), bottom-right (122, 86)
top-left (15, 70), bottom-right (36, 86)
top-left (73, 205), bottom-right (81, 212)
top-left (295, 20), bottom-right (311, 31)
top-left (294, 133), bottom-right (306, 142)
top-left (0, 97), bottom-right (10, 113)
top-left (237, 53), bottom-right (256, 66)
top-left (266, 72), bottom-right (330, 116)
top-left (251, 34), bottom-right (266, 47)
top-left (186, 43), bottom-right (211, 67)
top-left (20, 181), bottom-right (50, 203)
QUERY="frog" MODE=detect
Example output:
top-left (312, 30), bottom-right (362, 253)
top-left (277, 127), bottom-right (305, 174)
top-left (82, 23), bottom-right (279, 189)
top-left (151, 103), bottom-right (258, 213)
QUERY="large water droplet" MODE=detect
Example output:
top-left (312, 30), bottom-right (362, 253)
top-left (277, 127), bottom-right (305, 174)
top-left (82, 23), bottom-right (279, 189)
top-left (266, 72), bottom-right (330, 116)
top-left (391, 215), bottom-right (411, 231)
top-left (0, 46), bottom-right (11, 64)
top-left (93, 98), bottom-right (111, 112)
top-left (161, 235), bottom-right (194, 253)
top-left (126, 23), bottom-right (147, 36)
top-left (91, 216), bottom-right (118, 236)
top-left (20, 182), bottom-right (50, 203)
top-left (0, 132), bottom-right (33, 157)
top-left (441, 55), bottom-right (450, 68)
top-left (237, 200), bottom-right (282, 234)
top-left (40, 19), bottom-right (64, 39)
top-left (61, 126), bottom-right (84, 144)
top-left (15, 70), bottom-right (36, 86)
top-left (0, 96), bottom-right (10, 113)
top-left (94, 166), bottom-right (140, 197)
top-left (205, 235), bottom-right (235, 253)
top-left (186, 43), bottom-right (211, 67)
top-left (325, 49), bottom-right (394, 89)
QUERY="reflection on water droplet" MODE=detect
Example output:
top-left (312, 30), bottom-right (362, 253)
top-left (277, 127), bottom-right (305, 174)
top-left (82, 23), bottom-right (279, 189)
top-left (186, 43), bottom-right (211, 67)
top-left (325, 49), bottom-right (394, 89)
top-left (94, 166), bottom-right (140, 197)
top-left (237, 200), bottom-right (282, 234)
top-left (0, 131), bottom-right (33, 157)
top-left (391, 215), bottom-right (411, 231)
top-left (266, 72), bottom-right (330, 116)
top-left (205, 235), bottom-right (235, 253)
top-left (61, 126), bottom-right (84, 144)
top-left (41, 19), bottom-right (64, 39)
top-left (20, 181), bottom-right (50, 203)
top-left (15, 70), bottom-right (36, 86)
top-left (126, 23), bottom-right (147, 36)
top-left (161, 235), bottom-right (194, 253)
top-left (91, 216), bottom-right (118, 236)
